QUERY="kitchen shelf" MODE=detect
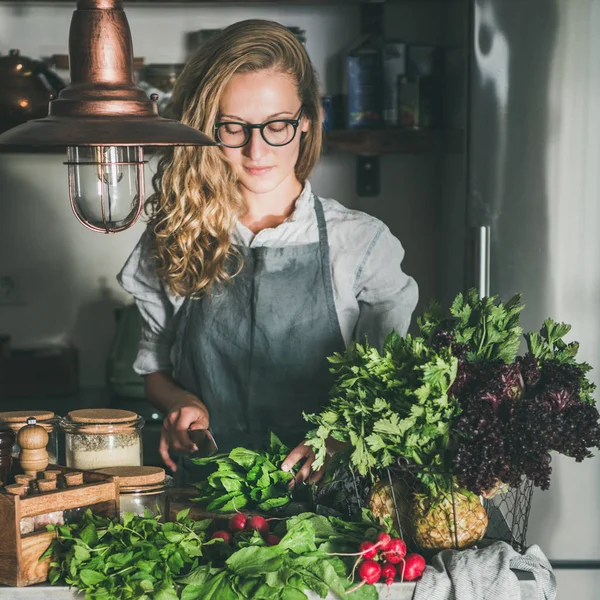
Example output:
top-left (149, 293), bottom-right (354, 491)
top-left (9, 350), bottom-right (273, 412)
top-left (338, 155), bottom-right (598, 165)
top-left (0, 0), bottom-right (436, 3)
top-left (324, 128), bottom-right (463, 155)
top-left (1, 129), bottom-right (462, 156)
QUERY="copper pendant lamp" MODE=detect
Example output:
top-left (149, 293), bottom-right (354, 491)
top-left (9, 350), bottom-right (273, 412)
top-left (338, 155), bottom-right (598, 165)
top-left (0, 0), bottom-right (215, 233)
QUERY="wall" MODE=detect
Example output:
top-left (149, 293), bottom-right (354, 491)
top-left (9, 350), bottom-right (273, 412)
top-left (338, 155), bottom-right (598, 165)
top-left (0, 1), bottom-right (447, 386)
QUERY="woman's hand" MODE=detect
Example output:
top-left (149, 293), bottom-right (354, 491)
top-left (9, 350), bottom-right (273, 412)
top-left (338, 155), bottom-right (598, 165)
top-left (281, 441), bottom-right (324, 487)
top-left (159, 396), bottom-right (210, 471)
top-left (281, 437), bottom-right (347, 487)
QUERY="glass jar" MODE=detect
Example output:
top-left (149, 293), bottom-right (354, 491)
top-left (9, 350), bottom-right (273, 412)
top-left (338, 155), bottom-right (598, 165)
top-left (95, 466), bottom-right (172, 519)
top-left (0, 411), bottom-right (59, 464)
top-left (60, 409), bottom-right (144, 470)
top-left (0, 427), bottom-right (15, 486)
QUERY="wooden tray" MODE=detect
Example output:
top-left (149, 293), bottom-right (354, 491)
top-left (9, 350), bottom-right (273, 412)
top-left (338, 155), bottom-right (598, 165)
top-left (0, 465), bottom-right (119, 587)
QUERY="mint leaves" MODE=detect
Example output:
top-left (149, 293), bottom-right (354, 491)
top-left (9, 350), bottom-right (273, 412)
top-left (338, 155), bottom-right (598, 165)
top-left (191, 432), bottom-right (294, 512)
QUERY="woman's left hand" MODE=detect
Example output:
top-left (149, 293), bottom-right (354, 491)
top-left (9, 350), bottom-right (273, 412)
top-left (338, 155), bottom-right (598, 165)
top-left (281, 440), bottom-right (327, 487)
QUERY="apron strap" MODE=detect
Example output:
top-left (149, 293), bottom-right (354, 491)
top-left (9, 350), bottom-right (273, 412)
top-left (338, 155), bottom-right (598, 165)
top-left (313, 195), bottom-right (340, 343)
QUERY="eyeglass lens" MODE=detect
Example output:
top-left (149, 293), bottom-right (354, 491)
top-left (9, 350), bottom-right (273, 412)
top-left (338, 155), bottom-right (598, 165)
top-left (217, 121), bottom-right (297, 147)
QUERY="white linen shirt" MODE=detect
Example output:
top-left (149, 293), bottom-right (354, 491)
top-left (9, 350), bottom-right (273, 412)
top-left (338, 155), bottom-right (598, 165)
top-left (117, 181), bottom-right (418, 375)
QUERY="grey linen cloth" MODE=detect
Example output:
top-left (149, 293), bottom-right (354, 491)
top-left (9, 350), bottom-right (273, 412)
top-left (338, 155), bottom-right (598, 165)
top-left (413, 541), bottom-right (556, 600)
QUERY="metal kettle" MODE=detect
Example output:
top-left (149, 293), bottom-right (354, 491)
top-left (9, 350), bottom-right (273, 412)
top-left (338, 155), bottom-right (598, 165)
top-left (0, 49), bottom-right (66, 135)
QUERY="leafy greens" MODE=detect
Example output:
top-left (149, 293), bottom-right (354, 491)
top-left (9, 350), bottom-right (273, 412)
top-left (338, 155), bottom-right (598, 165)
top-left (46, 509), bottom-right (381, 600)
top-left (304, 330), bottom-right (460, 479)
top-left (190, 432), bottom-right (294, 513)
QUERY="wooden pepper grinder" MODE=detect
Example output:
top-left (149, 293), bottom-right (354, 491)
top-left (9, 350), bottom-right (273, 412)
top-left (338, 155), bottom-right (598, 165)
top-left (17, 417), bottom-right (48, 477)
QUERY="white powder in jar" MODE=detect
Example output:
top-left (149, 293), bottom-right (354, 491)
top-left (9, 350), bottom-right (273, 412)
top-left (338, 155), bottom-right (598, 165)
top-left (66, 432), bottom-right (142, 469)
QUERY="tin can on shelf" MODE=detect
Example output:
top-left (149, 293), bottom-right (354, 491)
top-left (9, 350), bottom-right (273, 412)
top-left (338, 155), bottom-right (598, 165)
top-left (59, 409), bottom-right (144, 470)
top-left (95, 466), bottom-right (172, 519)
top-left (0, 411), bottom-right (59, 464)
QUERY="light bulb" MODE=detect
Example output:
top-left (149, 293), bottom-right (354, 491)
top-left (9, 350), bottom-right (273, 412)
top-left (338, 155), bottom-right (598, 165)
top-left (67, 145), bottom-right (145, 233)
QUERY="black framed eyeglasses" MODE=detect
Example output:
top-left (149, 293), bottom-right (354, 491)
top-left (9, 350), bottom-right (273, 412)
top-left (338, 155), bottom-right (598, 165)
top-left (214, 107), bottom-right (305, 148)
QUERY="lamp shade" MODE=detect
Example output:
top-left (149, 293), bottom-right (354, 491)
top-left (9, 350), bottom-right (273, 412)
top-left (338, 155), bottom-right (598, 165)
top-left (0, 115), bottom-right (215, 148)
top-left (0, 0), bottom-right (215, 150)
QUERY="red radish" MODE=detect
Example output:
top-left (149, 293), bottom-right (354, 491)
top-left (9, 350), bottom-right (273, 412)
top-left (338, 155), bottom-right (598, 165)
top-left (401, 553), bottom-right (426, 581)
top-left (382, 538), bottom-right (407, 564)
top-left (228, 513), bottom-right (247, 532)
top-left (348, 560), bottom-right (382, 593)
top-left (359, 559), bottom-right (382, 584)
top-left (245, 515), bottom-right (269, 536)
top-left (381, 562), bottom-right (396, 587)
top-left (210, 530), bottom-right (231, 543)
top-left (376, 532), bottom-right (392, 552)
top-left (359, 541), bottom-right (380, 559)
top-left (266, 534), bottom-right (281, 546)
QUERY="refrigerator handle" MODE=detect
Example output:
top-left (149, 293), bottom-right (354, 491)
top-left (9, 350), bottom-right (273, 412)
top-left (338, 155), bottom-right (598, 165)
top-left (475, 225), bottom-right (490, 299)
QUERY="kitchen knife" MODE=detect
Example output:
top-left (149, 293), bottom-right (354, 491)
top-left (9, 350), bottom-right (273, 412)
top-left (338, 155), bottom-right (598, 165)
top-left (188, 428), bottom-right (219, 458)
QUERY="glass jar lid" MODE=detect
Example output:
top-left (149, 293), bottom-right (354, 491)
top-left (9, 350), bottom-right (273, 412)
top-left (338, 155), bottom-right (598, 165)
top-left (0, 410), bottom-right (55, 423)
top-left (61, 409), bottom-right (144, 435)
top-left (67, 409), bottom-right (138, 424)
top-left (95, 466), bottom-right (166, 492)
top-left (0, 411), bottom-right (56, 433)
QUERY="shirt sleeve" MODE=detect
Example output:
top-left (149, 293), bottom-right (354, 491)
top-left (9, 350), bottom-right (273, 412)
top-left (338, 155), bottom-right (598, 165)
top-left (116, 230), bottom-right (180, 375)
top-left (353, 223), bottom-right (419, 349)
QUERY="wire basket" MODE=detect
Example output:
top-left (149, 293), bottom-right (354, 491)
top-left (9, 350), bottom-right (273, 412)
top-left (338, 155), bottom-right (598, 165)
top-left (314, 458), bottom-right (534, 555)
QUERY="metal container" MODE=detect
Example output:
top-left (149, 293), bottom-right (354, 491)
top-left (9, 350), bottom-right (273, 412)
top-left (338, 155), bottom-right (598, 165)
top-left (138, 63), bottom-right (184, 115)
top-left (0, 49), bottom-right (65, 133)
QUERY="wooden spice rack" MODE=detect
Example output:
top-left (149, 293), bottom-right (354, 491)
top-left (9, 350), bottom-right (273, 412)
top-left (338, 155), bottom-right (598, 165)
top-left (0, 465), bottom-right (119, 587)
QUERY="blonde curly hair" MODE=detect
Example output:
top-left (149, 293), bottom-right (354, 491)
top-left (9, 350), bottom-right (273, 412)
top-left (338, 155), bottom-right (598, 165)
top-left (145, 19), bottom-right (323, 297)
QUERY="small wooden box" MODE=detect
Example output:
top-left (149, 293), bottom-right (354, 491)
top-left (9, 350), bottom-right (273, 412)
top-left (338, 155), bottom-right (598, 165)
top-left (0, 465), bottom-right (119, 587)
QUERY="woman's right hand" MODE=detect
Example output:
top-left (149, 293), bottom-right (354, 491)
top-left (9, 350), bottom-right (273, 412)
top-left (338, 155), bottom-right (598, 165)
top-left (159, 396), bottom-right (210, 471)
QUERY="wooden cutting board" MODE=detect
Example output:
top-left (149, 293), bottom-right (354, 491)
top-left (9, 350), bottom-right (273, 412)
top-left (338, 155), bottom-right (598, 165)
top-left (167, 488), bottom-right (240, 523)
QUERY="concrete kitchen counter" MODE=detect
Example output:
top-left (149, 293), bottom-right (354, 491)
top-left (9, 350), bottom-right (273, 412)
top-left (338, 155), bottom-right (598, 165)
top-left (0, 571), bottom-right (539, 599)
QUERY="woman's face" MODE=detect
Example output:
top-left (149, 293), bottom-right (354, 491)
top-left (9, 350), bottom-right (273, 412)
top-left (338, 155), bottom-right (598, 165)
top-left (217, 68), bottom-right (309, 201)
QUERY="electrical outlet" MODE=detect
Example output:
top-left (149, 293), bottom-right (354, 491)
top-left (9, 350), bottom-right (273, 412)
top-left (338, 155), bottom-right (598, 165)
top-left (0, 275), bottom-right (24, 305)
top-left (356, 155), bottom-right (380, 197)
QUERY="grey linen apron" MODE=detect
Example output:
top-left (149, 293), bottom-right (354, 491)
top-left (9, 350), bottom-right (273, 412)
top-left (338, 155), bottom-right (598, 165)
top-left (174, 196), bottom-right (345, 455)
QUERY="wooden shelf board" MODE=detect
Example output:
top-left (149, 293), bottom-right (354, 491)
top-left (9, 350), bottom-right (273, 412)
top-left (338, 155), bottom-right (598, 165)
top-left (0, 129), bottom-right (462, 156)
top-left (0, 0), bottom-right (431, 3)
top-left (324, 128), bottom-right (463, 155)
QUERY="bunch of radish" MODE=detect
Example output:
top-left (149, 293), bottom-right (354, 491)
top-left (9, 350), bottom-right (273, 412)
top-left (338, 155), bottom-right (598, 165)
top-left (342, 532), bottom-right (426, 593)
top-left (210, 512), bottom-right (281, 546)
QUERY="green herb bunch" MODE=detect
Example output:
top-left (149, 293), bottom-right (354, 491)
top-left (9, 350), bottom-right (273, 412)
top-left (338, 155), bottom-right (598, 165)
top-left (418, 289), bottom-right (525, 363)
top-left (191, 433), bottom-right (294, 513)
top-left (47, 509), bottom-right (383, 600)
top-left (304, 330), bottom-right (460, 480)
top-left (305, 289), bottom-right (600, 497)
top-left (45, 509), bottom-right (214, 600)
